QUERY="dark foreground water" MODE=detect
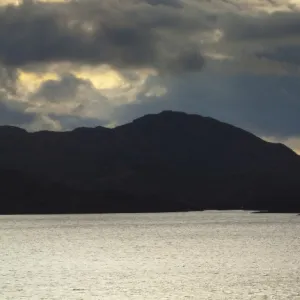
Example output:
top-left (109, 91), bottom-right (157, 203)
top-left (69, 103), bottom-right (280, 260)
top-left (0, 211), bottom-right (300, 299)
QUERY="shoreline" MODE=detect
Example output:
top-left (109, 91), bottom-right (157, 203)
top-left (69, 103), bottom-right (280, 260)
top-left (0, 209), bottom-right (299, 216)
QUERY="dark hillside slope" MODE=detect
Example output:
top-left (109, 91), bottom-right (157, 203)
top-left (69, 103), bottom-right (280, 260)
top-left (0, 111), bottom-right (299, 213)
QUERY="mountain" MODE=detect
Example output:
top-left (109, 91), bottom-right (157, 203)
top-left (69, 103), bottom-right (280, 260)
top-left (0, 110), bottom-right (299, 214)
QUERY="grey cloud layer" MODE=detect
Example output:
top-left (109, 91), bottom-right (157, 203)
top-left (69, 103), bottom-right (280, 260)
top-left (220, 10), bottom-right (300, 69)
top-left (0, 0), bottom-right (208, 72)
top-left (223, 11), bottom-right (300, 41)
top-left (0, 0), bottom-right (300, 72)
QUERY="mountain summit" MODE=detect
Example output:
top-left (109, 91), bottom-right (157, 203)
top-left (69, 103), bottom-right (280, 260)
top-left (0, 111), bottom-right (299, 214)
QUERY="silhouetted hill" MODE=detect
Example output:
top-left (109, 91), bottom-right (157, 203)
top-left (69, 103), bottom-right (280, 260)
top-left (0, 111), bottom-right (299, 214)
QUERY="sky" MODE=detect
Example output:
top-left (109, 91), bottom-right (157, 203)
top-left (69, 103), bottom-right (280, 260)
top-left (0, 0), bottom-right (300, 153)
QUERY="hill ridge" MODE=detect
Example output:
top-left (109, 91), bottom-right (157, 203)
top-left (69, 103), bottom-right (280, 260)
top-left (0, 110), bottom-right (299, 214)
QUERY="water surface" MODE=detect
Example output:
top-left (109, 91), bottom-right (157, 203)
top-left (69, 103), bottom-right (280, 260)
top-left (1, 211), bottom-right (300, 299)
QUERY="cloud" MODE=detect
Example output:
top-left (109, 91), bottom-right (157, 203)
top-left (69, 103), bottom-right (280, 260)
top-left (0, 65), bottom-right (110, 130)
top-left (0, 64), bottom-right (35, 126)
top-left (31, 73), bottom-right (93, 103)
top-left (0, 65), bottom-right (18, 95)
top-left (0, 102), bottom-right (34, 126)
top-left (216, 9), bottom-right (300, 73)
top-left (223, 11), bottom-right (300, 42)
top-left (0, 0), bottom-right (208, 73)
top-left (25, 114), bottom-right (62, 131)
top-left (0, 0), bottom-right (299, 75)
top-left (0, 94), bottom-right (35, 126)
top-left (30, 69), bottom-right (154, 111)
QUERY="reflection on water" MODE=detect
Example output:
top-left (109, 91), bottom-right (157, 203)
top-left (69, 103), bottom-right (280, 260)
top-left (0, 211), bottom-right (300, 299)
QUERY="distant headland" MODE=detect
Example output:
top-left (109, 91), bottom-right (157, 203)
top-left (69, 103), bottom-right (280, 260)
top-left (0, 111), bottom-right (299, 214)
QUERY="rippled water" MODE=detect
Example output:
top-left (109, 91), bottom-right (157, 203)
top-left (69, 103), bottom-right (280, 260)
top-left (1, 211), bottom-right (300, 299)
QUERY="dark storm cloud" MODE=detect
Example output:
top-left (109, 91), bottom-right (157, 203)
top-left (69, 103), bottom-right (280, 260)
top-left (215, 9), bottom-right (300, 71)
top-left (1, 0), bottom-right (299, 73)
top-left (0, 0), bottom-right (208, 73)
top-left (223, 11), bottom-right (300, 41)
